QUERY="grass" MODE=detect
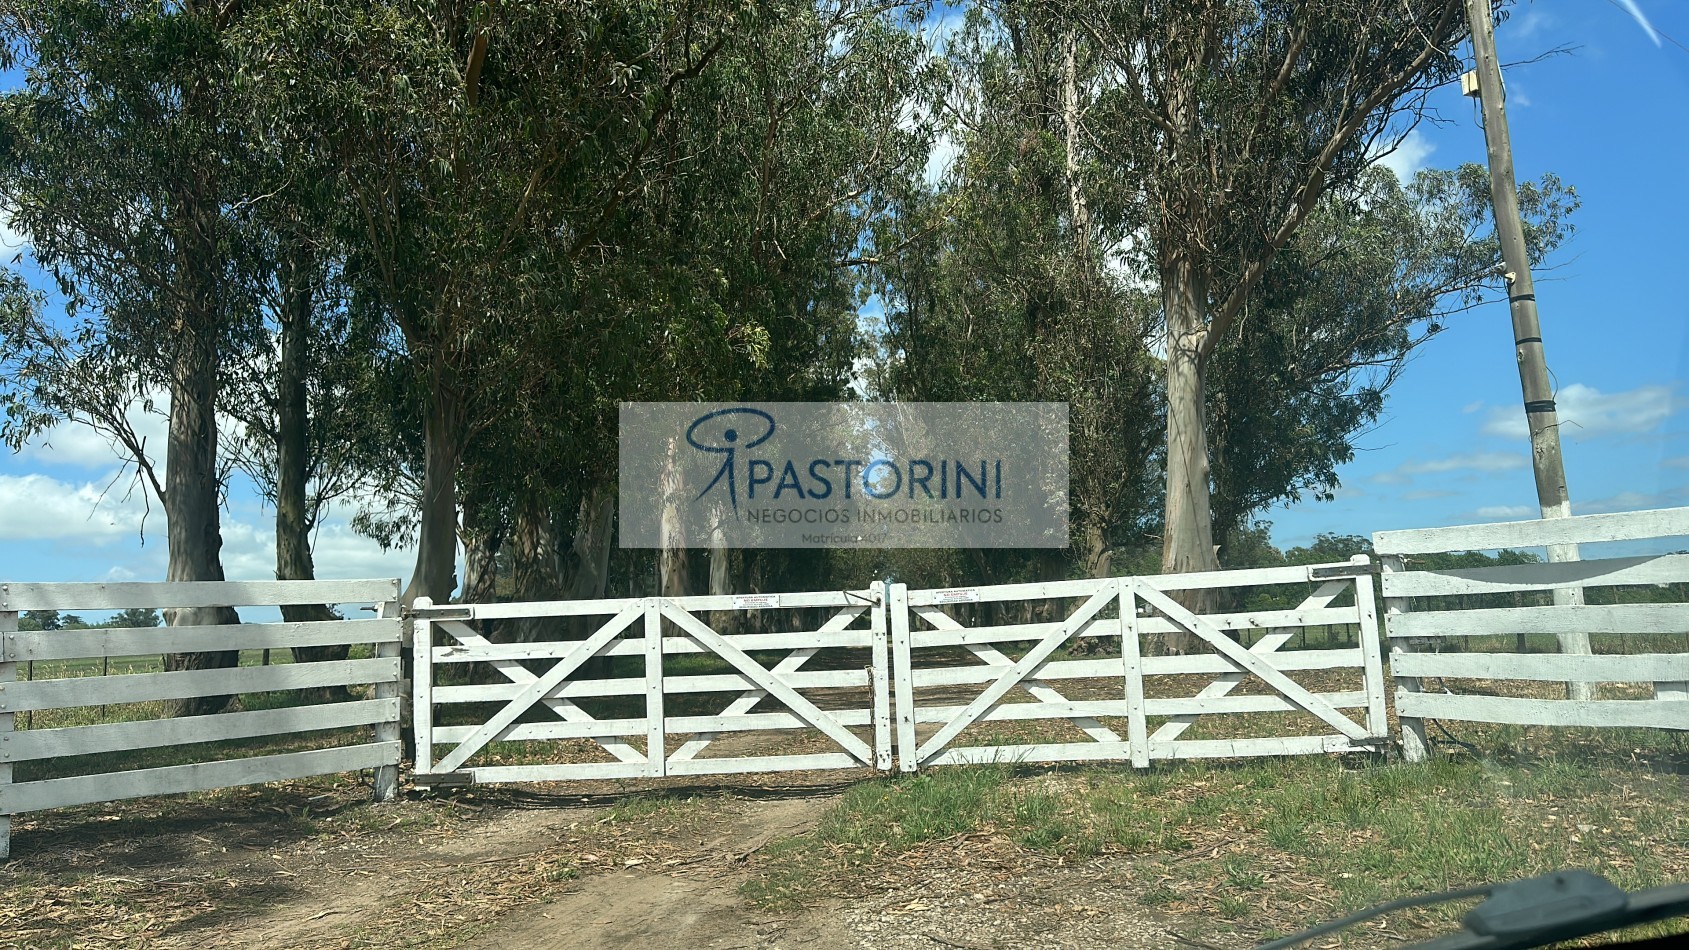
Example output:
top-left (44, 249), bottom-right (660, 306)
top-left (743, 728), bottom-right (1689, 945)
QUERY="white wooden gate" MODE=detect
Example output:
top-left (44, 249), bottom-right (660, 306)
top-left (889, 559), bottom-right (1389, 770)
top-left (411, 586), bottom-right (891, 784)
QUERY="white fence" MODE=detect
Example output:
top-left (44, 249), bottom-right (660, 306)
top-left (411, 587), bottom-right (891, 784)
top-left (0, 579), bottom-right (403, 859)
top-left (890, 558), bottom-right (1389, 771)
top-left (1375, 507), bottom-right (1689, 761)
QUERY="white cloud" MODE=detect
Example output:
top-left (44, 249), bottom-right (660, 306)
top-left (1474, 504), bottom-right (1535, 520)
top-left (1480, 383), bottom-right (1682, 440)
top-left (1374, 451), bottom-right (1528, 484)
top-left (1403, 489), bottom-right (1458, 501)
top-left (1461, 400), bottom-right (1484, 414)
top-left (1580, 488), bottom-right (1689, 515)
top-left (1666, 456), bottom-right (1689, 470)
top-left (1372, 129), bottom-right (1435, 183)
top-left (0, 472), bottom-right (149, 542)
top-left (0, 204), bottom-right (27, 254)
top-left (20, 399), bottom-right (170, 470)
top-left (216, 516), bottom-right (415, 583)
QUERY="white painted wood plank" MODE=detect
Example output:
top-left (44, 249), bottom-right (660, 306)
top-left (1395, 692), bottom-right (1689, 729)
top-left (1354, 565), bottom-right (1389, 740)
top-left (1127, 580), bottom-right (1371, 742)
top-left (0, 741), bottom-right (400, 815)
top-left (909, 692), bottom-right (1369, 723)
top-left (913, 606), bottom-right (1123, 743)
top-left (371, 600), bottom-right (401, 804)
top-left (1381, 555), bottom-right (1431, 762)
top-left (901, 562), bottom-right (1343, 607)
top-left (891, 583), bottom-right (917, 773)
top-left (1143, 648), bottom-right (1364, 676)
top-left (1390, 652), bottom-right (1689, 682)
top-left (458, 762), bottom-right (653, 783)
top-left (643, 603), bottom-right (665, 778)
top-left (1148, 631), bottom-right (1295, 745)
top-left (870, 582), bottom-right (894, 771)
top-left (909, 616), bottom-right (1121, 648)
top-left (425, 619), bottom-right (644, 765)
top-left (429, 718), bottom-right (649, 743)
top-left (432, 603), bottom-right (644, 773)
top-left (431, 667), bottom-right (870, 704)
top-left (664, 753), bottom-right (863, 776)
top-left (661, 602), bottom-right (875, 765)
top-left (909, 658), bottom-right (1121, 688)
top-left (1374, 507), bottom-right (1689, 555)
top-left (1150, 735), bottom-right (1368, 760)
top-left (1381, 554), bottom-right (1689, 598)
top-left (431, 589), bottom-right (867, 621)
top-left (1387, 603), bottom-right (1689, 638)
top-left (3, 619), bottom-right (398, 663)
top-left (433, 626), bottom-right (873, 661)
top-left (925, 741), bottom-right (1135, 767)
top-left (2, 699), bottom-right (398, 762)
top-left (915, 584), bottom-right (1117, 764)
top-left (0, 579), bottom-right (398, 612)
top-left (411, 610), bottom-right (436, 774)
top-left (1119, 586), bottom-right (1149, 768)
top-left (668, 709), bottom-right (875, 732)
top-left (1656, 682), bottom-right (1688, 702)
top-left (0, 610), bottom-right (12, 859)
top-left (1, 657), bottom-right (399, 713)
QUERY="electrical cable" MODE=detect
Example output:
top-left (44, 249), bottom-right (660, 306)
top-left (1256, 883), bottom-right (1496, 950)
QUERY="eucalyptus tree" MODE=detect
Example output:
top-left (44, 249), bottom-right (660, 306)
top-left (0, 0), bottom-right (270, 713)
top-left (872, 3), bottom-right (1163, 585)
top-left (1078, 0), bottom-right (1468, 584)
top-left (1205, 164), bottom-right (1577, 554)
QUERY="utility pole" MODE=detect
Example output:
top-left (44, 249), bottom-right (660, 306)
top-left (1463, 0), bottom-right (1591, 699)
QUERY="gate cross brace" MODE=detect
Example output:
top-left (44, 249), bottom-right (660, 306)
top-left (915, 583), bottom-right (1118, 764)
top-left (911, 605), bottom-right (1123, 744)
top-left (660, 602), bottom-right (876, 764)
top-left (433, 603), bottom-right (645, 774)
top-left (1124, 580), bottom-right (1370, 743)
top-left (1149, 579), bottom-right (1351, 744)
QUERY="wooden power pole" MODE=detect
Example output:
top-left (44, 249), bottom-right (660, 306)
top-left (1463, 0), bottom-right (1591, 699)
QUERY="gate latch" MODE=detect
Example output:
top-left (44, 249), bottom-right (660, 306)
top-left (412, 771), bottom-right (475, 788)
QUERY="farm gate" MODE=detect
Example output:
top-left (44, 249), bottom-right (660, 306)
top-left (412, 558), bottom-right (1390, 783)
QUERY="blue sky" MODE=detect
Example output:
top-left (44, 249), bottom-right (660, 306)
top-left (1, 0), bottom-right (1686, 590)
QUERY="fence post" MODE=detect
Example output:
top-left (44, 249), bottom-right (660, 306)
top-left (1, 600), bottom-right (15, 860)
top-left (643, 598), bottom-right (666, 778)
top-left (870, 581), bottom-right (894, 771)
top-left (889, 582), bottom-right (917, 772)
top-left (410, 597), bottom-right (435, 777)
top-left (372, 598), bottom-right (401, 803)
top-left (1117, 579), bottom-right (1149, 768)
top-left (1381, 555), bottom-right (1430, 762)
top-left (1352, 555), bottom-right (1388, 742)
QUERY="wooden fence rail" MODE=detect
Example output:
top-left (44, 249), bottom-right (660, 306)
top-left (1374, 507), bottom-right (1689, 761)
top-left (0, 578), bottom-right (403, 860)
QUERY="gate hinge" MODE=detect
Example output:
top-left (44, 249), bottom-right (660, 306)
top-left (410, 605), bottom-right (474, 621)
top-left (412, 771), bottom-right (475, 788)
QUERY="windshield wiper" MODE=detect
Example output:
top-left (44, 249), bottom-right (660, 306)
top-left (1258, 870), bottom-right (1689, 950)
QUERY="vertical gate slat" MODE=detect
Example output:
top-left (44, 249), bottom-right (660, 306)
top-left (1, 604), bottom-right (16, 860)
top-left (373, 599), bottom-right (401, 802)
top-left (1352, 557), bottom-right (1388, 740)
top-left (890, 583), bottom-right (917, 773)
top-left (644, 599), bottom-right (666, 777)
top-left (1117, 581), bottom-right (1149, 768)
top-left (1382, 555), bottom-right (1430, 762)
top-left (870, 582), bottom-right (893, 771)
top-left (411, 599), bottom-right (435, 774)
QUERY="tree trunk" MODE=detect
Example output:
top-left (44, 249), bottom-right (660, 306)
top-left (275, 242), bottom-right (348, 689)
top-left (161, 318), bottom-right (241, 716)
top-left (459, 493), bottom-right (502, 606)
top-left (1158, 254), bottom-right (1220, 654)
top-left (658, 436), bottom-right (688, 597)
top-left (402, 367), bottom-right (462, 606)
top-left (507, 493), bottom-right (566, 643)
